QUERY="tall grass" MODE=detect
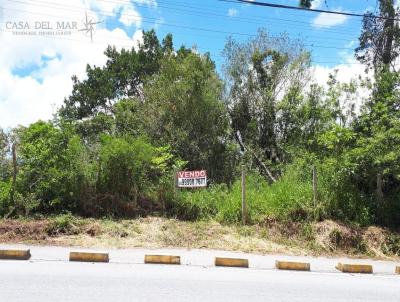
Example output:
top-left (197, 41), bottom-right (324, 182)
top-left (173, 164), bottom-right (313, 224)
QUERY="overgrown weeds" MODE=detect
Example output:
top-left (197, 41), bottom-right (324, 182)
top-left (173, 167), bottom-right (313, 224)
top-left (46, 213), bottom-right (83, 236)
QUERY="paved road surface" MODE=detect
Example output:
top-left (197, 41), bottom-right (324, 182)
top-left (1, 259), bottom-right (399, 302)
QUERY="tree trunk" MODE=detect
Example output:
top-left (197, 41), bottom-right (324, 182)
top-left (241, 165), bottom-right (247, 225)
top-left (235, 130), bottom-right (276, 183)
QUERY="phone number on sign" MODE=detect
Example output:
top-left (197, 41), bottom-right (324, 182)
top-left (178, 177), bottom-right (207, 187)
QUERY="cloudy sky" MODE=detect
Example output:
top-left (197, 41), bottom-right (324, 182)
top-left (0, 0), bottom-right (380, 128)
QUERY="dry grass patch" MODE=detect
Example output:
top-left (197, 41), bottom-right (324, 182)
top-left (0, 217), bottom-right (399, 259)
top-left (0, 219), bottom-right (49, 241)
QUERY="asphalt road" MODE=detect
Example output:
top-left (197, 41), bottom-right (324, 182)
top-left (1, 260), bottom-right (399, 302)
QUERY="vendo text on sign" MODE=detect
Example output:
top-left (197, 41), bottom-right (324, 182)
top-left (177, 170), bottom-right (207, 188)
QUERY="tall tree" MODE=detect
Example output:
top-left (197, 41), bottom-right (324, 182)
top-left (351, 0), bottom-right (400, 224)
top-left (356, 0), bottom-right (400, 72)
top-left (60, 30), bottom-right (169, 120)
top-left (143, 50), bottom-right (237, 183)
top-left (223, 30), bottom-right (312, 178)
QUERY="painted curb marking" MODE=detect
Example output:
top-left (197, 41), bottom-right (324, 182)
top-left (336, 262), bottom-right (373, 274)
top-left (0, 249), bottom-right (31, 260)
top-left (69, 252), bottom-right (109, 263)
top-left (144, 255), bottom-right (181, 265)
top-left (275, 260), bottom-right (310, 271)
top-left (215, 257), bottom-right (249, 268)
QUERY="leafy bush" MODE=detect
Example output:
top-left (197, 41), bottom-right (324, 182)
top-left (382, 233), bottom-right (400, 256)
top-left (46, 213), bottom-right (81, 235)
top-left (317, 158), bottom-right (374, 226)
top-left (16, 121), bottom-right (87, 213)
top-left (14, 192), bottom-right (40, 217)
top-left (0, 180), bottom-right (11, 216)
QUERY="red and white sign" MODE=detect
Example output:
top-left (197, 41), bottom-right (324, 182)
top-left (177, 170), bottom-right (207, 188)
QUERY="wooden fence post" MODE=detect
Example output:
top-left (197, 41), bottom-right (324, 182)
top-left (10, 143), bottom-right (17, 206)
top-left (173, 169), bottom-right (178, 200)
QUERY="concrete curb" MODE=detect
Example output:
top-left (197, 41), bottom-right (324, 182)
top-left (69, 252), bottom-right (109, 263)
top-left (275, 260), bottom-right (310, 271)
top-left (336, 262), bottom-right (373, 274)
top-left (3, 245), bottom-right (398, 276)
top-left (144, 255), bottom-right (181, 265)
top-left (0, 249), bottom-right (31, 260)
top-left (215, 257), bottom-right (249, 268)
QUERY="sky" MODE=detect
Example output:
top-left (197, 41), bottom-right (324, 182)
top-left (0, 0), bottom-right (385, 128)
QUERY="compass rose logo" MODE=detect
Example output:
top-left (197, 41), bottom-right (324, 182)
top-left (79, 11), bottom-right (102, 42)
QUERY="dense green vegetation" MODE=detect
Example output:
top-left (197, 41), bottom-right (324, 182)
top-left (1, 1), bottom-right (400, 228)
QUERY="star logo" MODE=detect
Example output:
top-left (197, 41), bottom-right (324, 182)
top-left (79, 11), bottom-right (102, 42)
